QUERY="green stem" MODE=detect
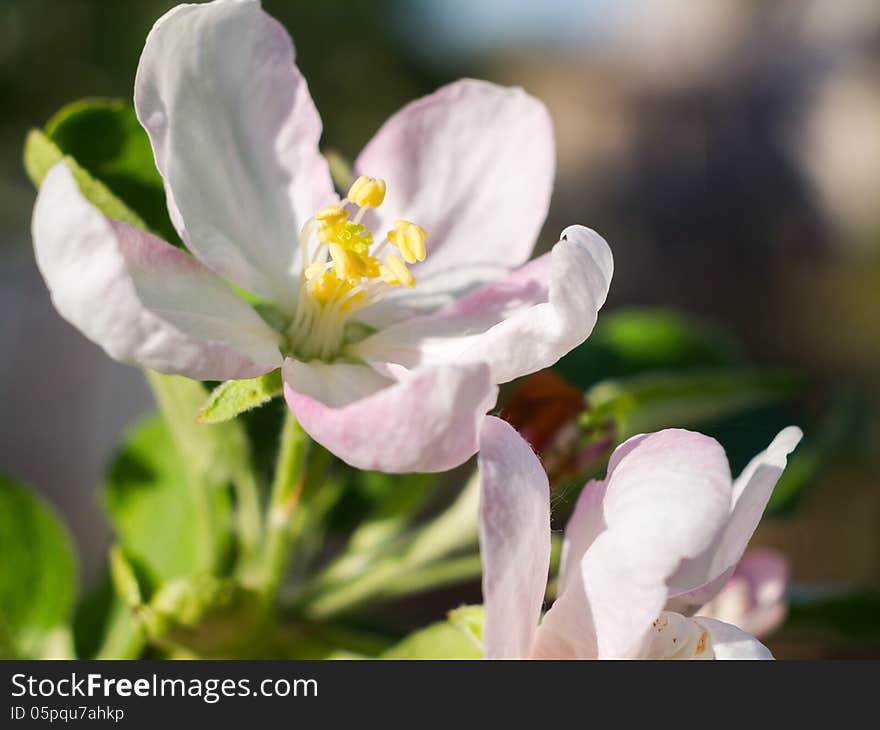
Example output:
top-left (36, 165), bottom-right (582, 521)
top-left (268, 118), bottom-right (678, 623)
top-left (299, 471), bottom-right (481, 619)
top-left (400, 470), bottom-right (480, 566)
top-left (260, 412), bottom-right (309, 603)
top-left (379, 554), bottom-right (482, 602)
top-left (233, 468), bottom-right (262, 580)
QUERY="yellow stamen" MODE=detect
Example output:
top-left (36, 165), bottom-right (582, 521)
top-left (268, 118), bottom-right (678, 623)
top-left (347, 176), bottom-right (386, 208)
top-left (381, 254), bottom-right (416, 288)
top-left (289, 174), bottom-right (426, 361)
top-left (315, 204), bottom-right (347, 224)
top-left (328, 243), bottom-right (365, 281)
top-left (388, 220), bottom-right (427, 264)
top-left (315, 204), bottom-right (350, 243)
top-left (310, 271), bottom-right (339, 304)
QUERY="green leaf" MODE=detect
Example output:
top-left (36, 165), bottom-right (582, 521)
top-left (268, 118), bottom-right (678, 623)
top-left (784, 588), bottom-right (880, 644)
top-left (24, 129), bottom-right (150, 232)
top-left (582, 369), bottom-right (800, 442)
top-left (26, 99), bottom-right (180, 245)
top-left (198, 370), bottom-right (284, 424)
top-left (767, 392), bottom-right (865, 516)
top-left (103, 415), bottom-right (232, 583)
top-left (0, 475), bottom-right (77, 658)
top-left (346, 471), bottom-right (439, 553)
top-left (555, 308), bottom-right (745, 389)
top-left (381, 616), bottom-right (483, 660)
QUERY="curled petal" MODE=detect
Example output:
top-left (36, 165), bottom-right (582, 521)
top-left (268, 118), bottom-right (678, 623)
top-left (668, 427), bottom-right (802, 604)
top-left (282, 359), bottom-right (497, 472)
top-left (478, 417), bottom-right (551, 659)
top-left (350, 226), bottom-right (613, 384)
top-left (32, 164), bottom-right (282, 380)
top-left (135, 0), bottom-right (334, 307)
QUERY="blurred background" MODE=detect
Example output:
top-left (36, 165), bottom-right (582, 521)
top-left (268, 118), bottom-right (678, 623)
top-left (1, 0), bottom-right (878, 657)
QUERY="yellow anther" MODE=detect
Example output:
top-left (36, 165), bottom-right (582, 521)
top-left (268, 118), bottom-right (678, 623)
top-left (347, 176), bottom-right (386, 208)
top-left (360, 254), bottom-right (382, 279)
top-left (315, 204), bottom-right (348, 224)
top-left (329, 242), bottom-right (371, 282)
top-left (381, 254), bottom-right (416, 288)
top-left (387, 220), bottom-right (427, 264)
top-left (315, 204), bottom-right (349, 243)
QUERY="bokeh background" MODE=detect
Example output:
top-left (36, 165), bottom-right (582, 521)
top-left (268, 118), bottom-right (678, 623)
top-left (1, 0), bottom-right (878, 657)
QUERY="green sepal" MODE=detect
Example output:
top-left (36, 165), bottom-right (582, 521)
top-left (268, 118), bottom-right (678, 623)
top-left (447, 605), bottom-right (485, 651)
top-left (109, 546), bottom-right (144, 610)
top-left (197, 370), bottom-right (284, 424)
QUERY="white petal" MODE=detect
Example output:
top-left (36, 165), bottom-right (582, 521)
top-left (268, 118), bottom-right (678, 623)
top-left (354, 79), bottom-right (555, 326)
top-left (33, 164), bottom-right (282, 380)
top-left (135, 0), bottom-right (335, 308)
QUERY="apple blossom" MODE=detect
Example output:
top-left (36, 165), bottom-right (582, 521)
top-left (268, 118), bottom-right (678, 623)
top-left (478, 417), bottom-right (802, 659)
top-left (697, 549), bottom-right (789, 638)
top-left (31, 0), bottom-right (612, 473)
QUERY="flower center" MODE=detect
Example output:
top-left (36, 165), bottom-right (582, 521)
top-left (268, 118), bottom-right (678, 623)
top-left (286, 176), bottom-right (427, 361)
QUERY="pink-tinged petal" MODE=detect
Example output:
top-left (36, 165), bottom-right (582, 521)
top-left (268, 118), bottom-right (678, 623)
top-left (694, 618), bottom-right (774, 660)
top-left (354, 79), bottom-right (555, 327)
top-left (32, 164), bottom-right (282, 380)
top-left (282, 359), bottom-right (497, 473)
top-left (664, 566), bottom-right (736, 616)
top-left (698, 549), bottom-right (789, 638)
top-left (523, 434), bottom-right (655, 633)
top-left (530, 563), bottom-right (600, 659)
top-left (530, 437), bottom-right (649, 660)
top-left (478, 417), bottom-right (551, 659)
top-left (350, 226), bottom-right (612, 384)
top-left (135, 0), bottom-right (334, 308)
top-left (556, 479), bottom-right (607, 600)
top-left (536, 430), bottom-right (733, 659)
top-left (668, 427), bottom-right (802, 601)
